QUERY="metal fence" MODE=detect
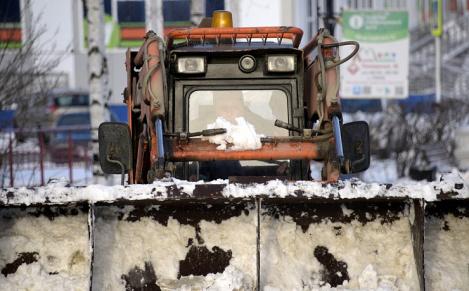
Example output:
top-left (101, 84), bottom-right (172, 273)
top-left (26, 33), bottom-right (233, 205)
top-left (0, 126), bottom-right (94, 188)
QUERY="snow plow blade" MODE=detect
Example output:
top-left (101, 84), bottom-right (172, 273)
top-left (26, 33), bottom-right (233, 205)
top-left (424, 199), bottom-right (469, 290)
top-left (0, 172), bottom-right (467, 289)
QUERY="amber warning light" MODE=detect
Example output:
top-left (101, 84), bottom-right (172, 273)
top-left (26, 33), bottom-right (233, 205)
top-left (211, 10), bottom-right (233, 28)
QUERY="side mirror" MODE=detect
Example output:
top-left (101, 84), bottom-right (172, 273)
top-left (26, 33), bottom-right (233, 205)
top-left (341, 121), bottom-right (370, 174)
top-left (98, 122), bottom-right (133, 175)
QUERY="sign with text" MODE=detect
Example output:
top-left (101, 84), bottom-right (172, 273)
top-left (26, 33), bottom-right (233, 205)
top-left (340, 11), bottom-right (409, 99)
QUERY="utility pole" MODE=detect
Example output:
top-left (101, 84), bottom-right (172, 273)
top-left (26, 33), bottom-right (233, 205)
top-left (190, 0), bottom-right (206, 26)
top-left (86, 0), bottom-right (110, 184)
top-left (432, 0), bottom-right (443, 103)
top-left (323, 0), bottom-right (336, 35)
top-left (145, 0), bottom-right (164, 36)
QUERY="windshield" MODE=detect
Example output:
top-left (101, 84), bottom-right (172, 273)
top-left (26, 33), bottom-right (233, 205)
top-left (189, 89), bottom-right (289, 136)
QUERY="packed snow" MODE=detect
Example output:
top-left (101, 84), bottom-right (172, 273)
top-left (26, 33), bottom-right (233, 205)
top-left (203, 117), bottom-right (262, 150)
top-left (425, 212), bottom-right (469, 290)
top-left (0, 170), bottom-right (466, 206)
top-left (260, 207), bottom-right (419, 290)
top-left (92, 205), bottom-right (256, 290)
top-left (0, 208), bottom-right (91, 290)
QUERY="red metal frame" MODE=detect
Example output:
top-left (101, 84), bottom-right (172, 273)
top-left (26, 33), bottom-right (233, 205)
top-left (169, 139), bottom-right (323, 161)
top-left (167, 27), bottom-right (304, 49)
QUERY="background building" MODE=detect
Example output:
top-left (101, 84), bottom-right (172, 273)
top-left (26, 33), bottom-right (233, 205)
top-left (1, 0), bottom-right (468, 109)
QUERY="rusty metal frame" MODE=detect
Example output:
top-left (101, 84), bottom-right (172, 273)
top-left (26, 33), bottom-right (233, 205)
top-left (167, 27), bottom-right (304, 49)
top-left (166, 138), bottom-right (328, 162)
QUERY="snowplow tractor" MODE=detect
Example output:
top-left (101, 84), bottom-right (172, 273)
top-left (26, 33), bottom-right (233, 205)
top-left (1, 10), bottom-right (468, 290)
top-left (100, 13), bottom-right (369, 184)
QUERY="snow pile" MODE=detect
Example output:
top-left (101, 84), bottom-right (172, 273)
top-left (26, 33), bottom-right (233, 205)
top-left (0, 170), bottom-right (467, 205)
top-left (203, 117), bottom-right (262, 150)
top-left (222, 169), bottom-right (468, 201)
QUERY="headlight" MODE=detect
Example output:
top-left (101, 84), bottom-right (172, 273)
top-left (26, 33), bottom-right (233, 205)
top-left (267, 55), bottom-right (296, 73)
top-left (239, 55), bottom-right (256, 73)
top-left (177, 56), bottom-right (206, 74)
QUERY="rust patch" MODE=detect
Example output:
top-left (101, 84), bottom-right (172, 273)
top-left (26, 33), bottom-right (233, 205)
top-left (426, 200), bottom-right (469, 219)
top-left (314, 246), bottom-right (349, 287)
top-left (263, 200), bottom-right (407, 232)
top-left (2, 252), bottom-right (39, 277)
top-left (178, 246), bottom-right (232, 278)
top-left (436, 190), bottom-right (459, 200)
top-left (121, 262), bottom-right (161, 291)
top-left (26, 204), bottom-right (88, 221)
top-left (192, 184), bottom-right (225, 198)
top-left (125, 201), bottom-right (252, 227)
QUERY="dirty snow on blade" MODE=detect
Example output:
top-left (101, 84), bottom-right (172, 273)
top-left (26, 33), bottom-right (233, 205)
top-left (1, 171), bottom-right (467, 205)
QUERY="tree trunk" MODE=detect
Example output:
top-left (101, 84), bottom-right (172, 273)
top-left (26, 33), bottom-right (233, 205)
top-left (190, 0), bottom-right (205, 26)
top-left (145, 0), bottom-right (164, 36)
top-left (86, 0), bottom-right (110, 184)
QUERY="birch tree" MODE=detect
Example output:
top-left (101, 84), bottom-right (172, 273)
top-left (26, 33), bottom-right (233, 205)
top-left (86, 0), bottom-right (110, 183)
top-left (190, 0), bottom-right (205, 26)
top-left (145, 0), bottom-right (164, 36)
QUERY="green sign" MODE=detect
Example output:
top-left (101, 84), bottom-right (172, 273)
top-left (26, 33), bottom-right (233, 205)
top-left (431, 0), bottom-right (443, 37)
top-left (340, 11), bottom-right (409, 99)
top-left (342, 11), bottom-right (408, 43)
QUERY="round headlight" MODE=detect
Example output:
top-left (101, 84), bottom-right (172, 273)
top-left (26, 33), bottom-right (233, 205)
top-left (239, 55), bottom-right (256, 73)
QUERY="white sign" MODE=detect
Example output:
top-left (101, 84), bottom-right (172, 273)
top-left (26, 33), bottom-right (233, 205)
top-left (340, 11), bottom-right (409, 99)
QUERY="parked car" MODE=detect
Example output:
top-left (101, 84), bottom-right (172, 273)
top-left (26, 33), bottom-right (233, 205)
top-left (47, 89), bottom-right (90, 128)
top-left (49, 108), bottom-right (118, 163)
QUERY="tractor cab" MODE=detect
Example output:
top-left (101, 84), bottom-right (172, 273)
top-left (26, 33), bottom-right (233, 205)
top-left (166, 20), bottom-right (305, 180)
top-left (99, 11), bottom-right (369, 184)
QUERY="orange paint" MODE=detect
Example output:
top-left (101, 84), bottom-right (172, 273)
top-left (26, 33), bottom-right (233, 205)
top-left (167, 27), bottom-right (304, 48)
top-left (169, 139), bottom-right (322, 161)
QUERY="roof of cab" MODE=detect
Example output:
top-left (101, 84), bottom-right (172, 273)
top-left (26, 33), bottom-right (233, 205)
top-left (166, 26), bottom-right (304, 50)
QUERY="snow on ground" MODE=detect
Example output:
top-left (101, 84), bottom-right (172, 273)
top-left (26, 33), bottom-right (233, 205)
top-left (359, 158), bottom-right (399, 184)
top-left (1, 164), bottom-right (93, 188)
top-left (203, 117), bottom-right (262, 150)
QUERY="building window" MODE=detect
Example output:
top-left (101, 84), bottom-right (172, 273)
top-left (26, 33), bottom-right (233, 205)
top-left (0, 0), bottom-right (21, 44)
top-left (117, 0), bottom-right (146, 23)
top-left (163, 0), bottom-right (190, 23)
top-left (0, 0), bottom-right (20, 23)
top-left (206, 0), bottom-right (224, 16)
